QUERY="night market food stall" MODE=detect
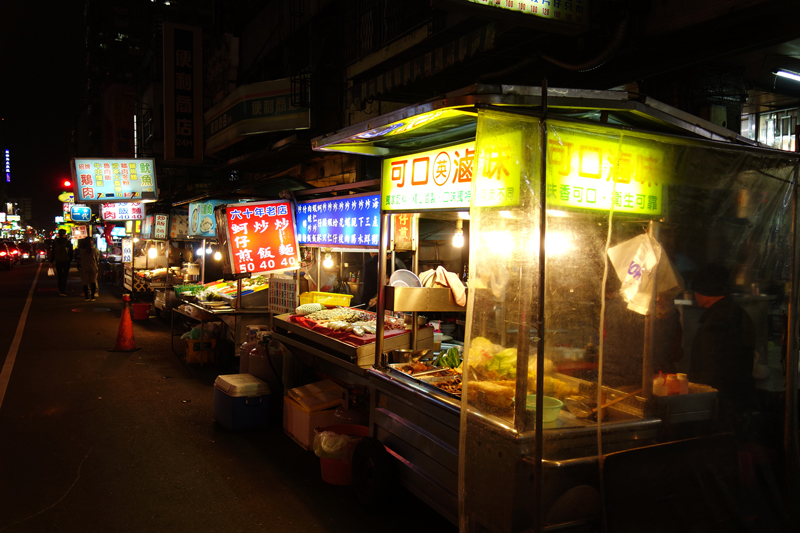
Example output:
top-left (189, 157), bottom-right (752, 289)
top-left (311, 85), bottom-right (800, 532)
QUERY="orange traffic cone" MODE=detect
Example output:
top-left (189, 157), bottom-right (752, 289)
top-left (109, 294), bottom-right (141, 352)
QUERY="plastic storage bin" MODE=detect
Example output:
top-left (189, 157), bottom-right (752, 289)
top-left (214, 374), bottom-right (270, 431)
top-left (186, 339), bottom-right (216, 364)
top-left (298, 291), bottom-right (353, 307)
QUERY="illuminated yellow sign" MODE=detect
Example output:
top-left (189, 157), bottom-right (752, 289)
top-left (464, 0), bottom-right (588, 26)
top-left (382, 141), bottom-right (475, 211)
top-left (546, 127), bottom-right (664, 215)
top-left (473, 130), bottom-right (524, 207)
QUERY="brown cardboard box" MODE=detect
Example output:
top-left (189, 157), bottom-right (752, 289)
top-left (283, 395), bottom-right (339, 451)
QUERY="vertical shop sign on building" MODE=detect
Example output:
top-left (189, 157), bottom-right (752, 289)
top-left (122, 239), bottom-right (133, 263)
top-left (392, 213), bottom-right (416, 251)
top-left (163, 23), bottom-right (203, 162)
top-left (296, 193), bottom-right (380, 248)
top-left (224, 200), bottom-right (300, 275)
top-left (153, 214), bottom-right (169, 240)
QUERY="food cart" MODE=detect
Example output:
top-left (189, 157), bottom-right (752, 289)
top-left (311, 85), bottom-right (800, 531)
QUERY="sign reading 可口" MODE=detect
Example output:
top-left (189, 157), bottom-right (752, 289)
top-left (70, 205), bottom-right (92, 223)
top-left (297, 193), bottom-right (380, 248)
top-left (101, 202), bottom-right (144, 221)
top-left (153, 214), bottom-right (169, 240)
top-left (122, 239), bottom-right (133, 263)
top-left (545, 128), bottom-right (664, 215)
top-left (72, 158), bottom-right (158, 203)
top-left (382, 141), bottom-right (475, 211)
top-left (189, 200), bottom-right (225, 237)
top-left (225, 200), bottom-right (300, 275)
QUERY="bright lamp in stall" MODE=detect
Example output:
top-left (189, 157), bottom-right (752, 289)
top-left (774, 69), bottom-right (800, 83)
top-left (133, 238), bottom-right (139, 243)
top-left (205, 247), bottom-right (212, 254)
top-left (213, 251), bottom-right (222, 261)
top-left (452, 220), bottom-right (464, 248)
top-left (323, 253), bottom-right (334, 269)
top-left (148, 247), bottom-right (157, 258)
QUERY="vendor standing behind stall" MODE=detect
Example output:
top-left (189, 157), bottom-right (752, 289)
top-left (689, 264), bottom-right (756, 426)
top-left (359, 252), bottom-right (406, 310)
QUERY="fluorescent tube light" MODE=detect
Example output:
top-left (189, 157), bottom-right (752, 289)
top-left (775, 70), bottom-right (800, 83)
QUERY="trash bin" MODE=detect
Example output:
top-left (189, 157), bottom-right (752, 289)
top-left (313, 424), bottom-right (369, 485)
top-left (131, 302), bottom-right (151, 320)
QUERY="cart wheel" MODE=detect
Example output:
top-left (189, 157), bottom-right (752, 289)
top-left (352, 437), bottom-right (395, 505)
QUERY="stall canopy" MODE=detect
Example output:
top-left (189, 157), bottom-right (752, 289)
top-left (312, 85), bottom-right (755, 157)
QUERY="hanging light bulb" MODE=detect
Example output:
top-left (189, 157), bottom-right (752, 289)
top-left (133, 238), bottom-right (139, 243)
top-left (196, 247), bottom-right (204, 255)
top-left (205, 247), bottom-right (213, 254)
top-left (148, 246), bottom-right (157, 258)
top-left (452, 220), bottom-right (464, 248)
top-left (322, 252), bottom-right (334, 269)
top-left (213, 251), bottom-right (222, 261)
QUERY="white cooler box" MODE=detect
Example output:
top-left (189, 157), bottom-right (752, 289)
top-left (214, 374), bottom-right (270, 431)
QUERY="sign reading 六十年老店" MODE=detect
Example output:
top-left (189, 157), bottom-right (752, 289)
top-left (71, 158), bottom-right (158, 203)
top-left (225, 200), bottom-right (300, 275)
top-left (297, 193), bottom-right (380, 247)
top-left (382, 141), bottom-right (475, 211)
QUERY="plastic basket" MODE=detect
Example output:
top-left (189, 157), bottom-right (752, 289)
top-left (299, 291), bottom-right (353, 307)
top-left (174, 284), bottom-right (200, 297)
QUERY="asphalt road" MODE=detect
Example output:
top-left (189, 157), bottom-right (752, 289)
top-left (0, 262), bottom-right (457, 532)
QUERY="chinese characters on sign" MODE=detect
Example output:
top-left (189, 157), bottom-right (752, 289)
top-left (474, 130), bottom-right (524, 208)
top-left (545, 127), bottom-right (664, 215)
top-left (72, 158), bottom-right (157, 202)
top-left (189, 200), bottom-right (224, 237)
top-left (297, 194), bottom-right (381, 247)
top-left (392, 213), bottom-right (415, 251)
top-left (101, 202), bottom-right (144, 221)
top-left (70, 205), bottom-right (92, 223)
top-left (153, 214), bottom-right (169, 240)
top-left (268, 276), bottom-right (298, 314)
top-left (164, 23), bottom-right (202, 162)
top-left (464, 0), bottom-right (588, 25)
top-left (122, 239), bottom-right (133, 263)
top-left (382, 141), bottom-right (475, 211)
top-left (72, 225), bottom-right (88, 240)
top-left (225, 201), bottom-right (300, 275)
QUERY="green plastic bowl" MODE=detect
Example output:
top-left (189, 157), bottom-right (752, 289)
top-left (525, 395), bottom-right (563, 423)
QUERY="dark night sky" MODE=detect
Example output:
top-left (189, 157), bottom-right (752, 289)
top-left (0, 0), bottom-right (86, 229)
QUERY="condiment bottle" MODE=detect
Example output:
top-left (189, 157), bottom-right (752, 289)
top-left (677, 373), bottom-right (689, 395)
top-left (666, 374), bottom-right (680, 395)
top-left (653, 372), bottom-right (668, 396)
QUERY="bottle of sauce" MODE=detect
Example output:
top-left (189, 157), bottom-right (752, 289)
top-left (653, 372), bottom-right (668, 396)
top-left (666, 374), bottom-right (680, 395)
top-left (677, 373), bottom-right (689, 395)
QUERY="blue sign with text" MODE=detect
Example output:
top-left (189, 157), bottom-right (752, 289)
top-left (297, 194), bottom-right (380, 248)
top-left (70, 205), bottom-right (92, 223)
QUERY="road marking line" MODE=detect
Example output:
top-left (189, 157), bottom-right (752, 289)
top-left (0, 263), bottom-right (41, 411)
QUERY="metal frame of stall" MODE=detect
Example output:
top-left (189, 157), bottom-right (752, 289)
top-left (312, 84), bottom-right (800, 531)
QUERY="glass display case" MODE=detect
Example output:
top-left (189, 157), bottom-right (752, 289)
top-left (460, 109), bottom-right (799, 532)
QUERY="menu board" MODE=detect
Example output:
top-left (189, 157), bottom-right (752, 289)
top-left (71, 158), bottom-right (158, 203)
top-left (297, 193), bottom-right (380, 248)
top-left (101, 202), bottom-right (144, 221)
top-left (153, 214), bottom-right (169, 240)
top-left (224, 200), bottom-right (300, 275)
top-left (73, 225), bottom-right (88, 240)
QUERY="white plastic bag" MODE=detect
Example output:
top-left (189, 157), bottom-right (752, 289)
top-left (607, 233), bottom-right (683, 315)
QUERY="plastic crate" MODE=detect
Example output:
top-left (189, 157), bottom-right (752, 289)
top-left (298, 291), bottom-right (353, 307)
top-left (186, 339), bottom-right (216, 364)
top-left (174, 284), bottom-right (200, 297)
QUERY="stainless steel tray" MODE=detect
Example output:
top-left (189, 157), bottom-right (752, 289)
top-left (385, 364), bottom-right (461, 400)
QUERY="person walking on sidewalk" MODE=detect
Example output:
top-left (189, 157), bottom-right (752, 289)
top-left (49, 229), bottom-right (73, 296)
top-left (77, 238), bottom-right (100, 301)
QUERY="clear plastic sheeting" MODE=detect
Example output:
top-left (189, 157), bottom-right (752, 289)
top-left (459, 109), bottom-right (799, 532)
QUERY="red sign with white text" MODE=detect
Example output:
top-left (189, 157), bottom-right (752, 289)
top-left (225, 200), bottom-right (300, 275)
